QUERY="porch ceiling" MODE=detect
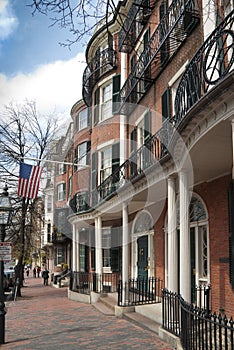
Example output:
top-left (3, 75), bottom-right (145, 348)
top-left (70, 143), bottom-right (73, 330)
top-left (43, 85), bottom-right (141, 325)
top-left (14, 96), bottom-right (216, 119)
top-left (189, 118), bottom-right (232, 186)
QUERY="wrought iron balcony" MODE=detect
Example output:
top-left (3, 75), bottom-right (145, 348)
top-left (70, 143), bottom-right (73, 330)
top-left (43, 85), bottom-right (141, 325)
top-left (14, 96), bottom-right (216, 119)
top-left (118, 0), bottom-right (200, 114)
top-left (93, 10), bottom-right (234, 206)
top-left (82, 48), bottom-right (117, 106)
top-left (174, 9), bottom-right (234, 126)
top-left (69, 191), bottom-right (90, 214)
top-left (118, 0), bottom-right (157, 53)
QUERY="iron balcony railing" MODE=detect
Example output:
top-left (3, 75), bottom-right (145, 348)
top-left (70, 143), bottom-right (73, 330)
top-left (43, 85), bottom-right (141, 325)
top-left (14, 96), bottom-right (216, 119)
top-left (70, 271), bottom-right (121, 294)
top-left (92, 10), bottom-right (234, 207)
top-left (117, 277), bottom-right (163, 306)
top-left (82, 48), bottom-right (117, 106)
top-left (162, 286), bottom-right (234, 350)
top-left (174, 9), bottom-right (234, 126)
top-left (92, 120), bottom-right (173, 207)
top-left (69, 191), bottom-right (90, 214)
top-left (118, 0), bottom-right (200, 113)
top-left (118, 0), bottom-right (157, 53)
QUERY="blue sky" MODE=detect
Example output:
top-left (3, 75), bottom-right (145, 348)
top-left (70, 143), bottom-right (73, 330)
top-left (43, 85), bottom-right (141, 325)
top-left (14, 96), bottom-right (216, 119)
top-left (0, 0), bottom-right (86, 119)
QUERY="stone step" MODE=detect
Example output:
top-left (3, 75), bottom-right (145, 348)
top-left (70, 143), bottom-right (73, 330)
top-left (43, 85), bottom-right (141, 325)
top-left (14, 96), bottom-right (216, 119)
top-left (123, 312), bottom-right (160, 335)
top-left (93, 300), bottom-right (115, 316)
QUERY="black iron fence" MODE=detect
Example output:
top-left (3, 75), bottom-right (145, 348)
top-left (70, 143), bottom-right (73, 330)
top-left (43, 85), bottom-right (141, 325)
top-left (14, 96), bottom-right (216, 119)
top-left (162, 286), bottom-right (234, 349)
top-left (70, 271), bottom-right (121, 294)
top-left (118, 277), bottom-right (163, 306)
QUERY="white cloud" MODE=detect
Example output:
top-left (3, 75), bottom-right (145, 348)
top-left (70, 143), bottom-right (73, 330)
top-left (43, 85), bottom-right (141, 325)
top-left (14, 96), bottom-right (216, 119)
top-left (0, 0), bottom-right (18, 40)
top-left (0, 52), bottom-right (86, 119)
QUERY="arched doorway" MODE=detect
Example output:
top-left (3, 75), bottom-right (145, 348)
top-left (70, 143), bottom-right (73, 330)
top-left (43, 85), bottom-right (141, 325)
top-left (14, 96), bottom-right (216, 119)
top-left (132, 211), bottom-right (154, 279)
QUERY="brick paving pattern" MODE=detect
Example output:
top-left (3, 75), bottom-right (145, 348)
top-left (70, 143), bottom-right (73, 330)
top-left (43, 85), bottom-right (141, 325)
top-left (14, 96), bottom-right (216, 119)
top-left (2, 276), bottom-right (173, 349)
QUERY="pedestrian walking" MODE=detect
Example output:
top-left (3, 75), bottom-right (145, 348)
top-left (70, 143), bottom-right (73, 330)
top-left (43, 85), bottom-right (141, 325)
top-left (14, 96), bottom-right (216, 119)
top-left (26, 267), bottom-right (30, 277)
top-left (37, 266), bottom-right (41, 278)
top-left (33, 267), bottom-right (36, 278)
top-left (42, 269), bottom-right (49, 286)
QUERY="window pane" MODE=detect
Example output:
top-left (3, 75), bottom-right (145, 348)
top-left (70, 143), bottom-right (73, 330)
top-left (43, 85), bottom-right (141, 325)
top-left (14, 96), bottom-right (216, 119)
top-left (79, 109), bottom-right (88, 130)
top-left (78, 143), bottom-right (87, 166)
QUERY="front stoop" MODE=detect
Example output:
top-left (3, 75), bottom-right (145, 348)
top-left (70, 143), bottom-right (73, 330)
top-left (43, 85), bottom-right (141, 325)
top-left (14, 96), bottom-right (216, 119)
top-left (93, 298), bottom-right (182, 350)
top-left (123, 312), bottom-right (160, 334)
top-left (93, 294), bottom-right (135, 316)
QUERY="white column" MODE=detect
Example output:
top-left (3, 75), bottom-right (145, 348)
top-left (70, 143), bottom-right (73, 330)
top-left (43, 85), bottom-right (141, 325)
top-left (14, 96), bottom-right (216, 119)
top-left (121, 52), bottom-right (127, 87)
top-left (167, 176), bottom-right (178, 292)
top-left (75, 226), bottom-right (80, 271)
top-left (179, 170), bottom-right (191, 302)
top-left (95, 216), bottom-right (102, 275)
top-left (120, 52), bottom-right (128, 165)
top-left (72, 224), bottom-right (76, 271)
top-left (122, 202), bottom-right (129, 304)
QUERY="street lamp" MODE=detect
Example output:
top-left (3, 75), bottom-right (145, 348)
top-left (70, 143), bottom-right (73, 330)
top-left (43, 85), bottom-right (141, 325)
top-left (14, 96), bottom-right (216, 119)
top-left (0, 184), bottom-right (13, 344)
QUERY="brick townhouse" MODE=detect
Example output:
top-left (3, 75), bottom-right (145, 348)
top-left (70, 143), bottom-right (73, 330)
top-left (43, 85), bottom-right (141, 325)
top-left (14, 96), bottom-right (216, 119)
top-left (43, 0), bottom-right (234, 346)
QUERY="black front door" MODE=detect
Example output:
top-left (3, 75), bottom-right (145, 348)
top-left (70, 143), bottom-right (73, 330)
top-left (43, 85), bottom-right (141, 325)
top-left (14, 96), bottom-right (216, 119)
top-left (137, 235), bottom-right (148, 279)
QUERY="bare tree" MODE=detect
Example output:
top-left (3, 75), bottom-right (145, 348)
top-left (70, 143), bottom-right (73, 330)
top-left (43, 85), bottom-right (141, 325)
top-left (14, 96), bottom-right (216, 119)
top-left (0, 100), bottom-right (58, 294)
top-left (29, 0), bottom-right (121, 47)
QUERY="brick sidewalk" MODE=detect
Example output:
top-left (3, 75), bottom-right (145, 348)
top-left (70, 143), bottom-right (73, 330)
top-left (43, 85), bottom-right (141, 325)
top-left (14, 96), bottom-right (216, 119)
top-left (2, 276), bottom-right (173, 349)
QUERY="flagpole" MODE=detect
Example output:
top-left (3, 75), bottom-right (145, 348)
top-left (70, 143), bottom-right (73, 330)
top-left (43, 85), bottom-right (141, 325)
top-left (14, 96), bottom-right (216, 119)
top-left (20, 156), bottom-right (90, 168)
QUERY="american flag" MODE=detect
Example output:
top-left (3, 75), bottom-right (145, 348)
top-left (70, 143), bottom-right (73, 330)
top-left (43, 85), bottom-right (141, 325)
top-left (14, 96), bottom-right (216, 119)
top-left (18, 163), bottom-right (42, 199)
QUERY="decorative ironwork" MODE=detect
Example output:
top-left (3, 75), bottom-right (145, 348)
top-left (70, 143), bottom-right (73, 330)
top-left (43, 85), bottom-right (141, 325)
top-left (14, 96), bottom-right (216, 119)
top-left (174, 10), bottom-right (234, 126)
top-left (118, 0), bottom-right (200, 113)
top-left (82, 48), bottom-right (117, 106)
top-left (69, 191), bottom-right (90, 214)
top-left (91, 10), bottom-right (234, 207)
top-left (70, 271), bottom-right (121, 294)
top-left (162, 286), bottom-right (234, 349)
top-left (93, 119), bottom-right (174, 205)
top-left (118, 0), bottom-right (157, 53)
top-left (117, 277), bottom-right (163, 306)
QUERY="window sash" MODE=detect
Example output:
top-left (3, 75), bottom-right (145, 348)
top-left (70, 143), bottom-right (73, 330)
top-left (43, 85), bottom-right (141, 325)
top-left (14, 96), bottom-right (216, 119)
top-left (57, 183), bottom-right (66, 201)
top-left (78, 143), bottom-right (87, 166)
top-left (79, 109), bottom-right (88, 130)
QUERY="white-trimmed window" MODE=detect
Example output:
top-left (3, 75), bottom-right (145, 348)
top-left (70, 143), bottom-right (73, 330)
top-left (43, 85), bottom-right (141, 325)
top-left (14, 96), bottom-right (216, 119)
top-left (47, 195), bottom-right (52, 213)
top-left (57, 183), bottom-right (66, 201)
top-left (78, 143), bottom-right (87, 166)
top-left (101, 81), bottom-right (112, 121)
top-left (77, 108), bottom-right (88, 131)
top-left (100, 147), bottom-right (112, 183)
top-left (58, 162), bottom-right (66, 175)
top-left (102, 228), bottom-right (111, 268)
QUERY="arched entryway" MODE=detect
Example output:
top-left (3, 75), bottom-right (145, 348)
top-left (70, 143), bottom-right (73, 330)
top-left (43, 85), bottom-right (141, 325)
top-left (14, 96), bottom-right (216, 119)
top-left (132, 211), bottom-right (154, 279)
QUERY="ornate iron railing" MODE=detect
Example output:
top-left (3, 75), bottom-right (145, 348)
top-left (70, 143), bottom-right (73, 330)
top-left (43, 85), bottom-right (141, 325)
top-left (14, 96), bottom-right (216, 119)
top-left (118, 0), bottom-right (200, 113)
top-left (162, 285), bottom-right (211, 337)
top-left (162, 286), bottom-right (234, 349)
top-left (70, 271), bottom-right (121, 294)
top-left (162, 286), bottom-right (234, 350)
top-left (118, 0), bottom-right (157, 53)
top-left (174, 9), bottom-right (234, 126)
top-left (92, 10), bottom-right (234, 207)
top-left (118, 277), bottom-right (163, 306)
top-left (92, 119), bottom-right (173, 206)
top-left (82, 48), bottom-right (117, 106)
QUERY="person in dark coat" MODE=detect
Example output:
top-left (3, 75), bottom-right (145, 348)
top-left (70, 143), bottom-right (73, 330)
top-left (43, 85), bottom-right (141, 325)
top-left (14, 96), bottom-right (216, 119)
top-left (37, 266), bottom-right (41, 278)
top-left (42, 269), bottom-right (49, 286)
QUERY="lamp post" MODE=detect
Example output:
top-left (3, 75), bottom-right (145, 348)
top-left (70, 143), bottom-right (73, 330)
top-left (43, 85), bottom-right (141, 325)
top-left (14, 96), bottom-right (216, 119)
top-left (0, 184), bottom-right (13, 344)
